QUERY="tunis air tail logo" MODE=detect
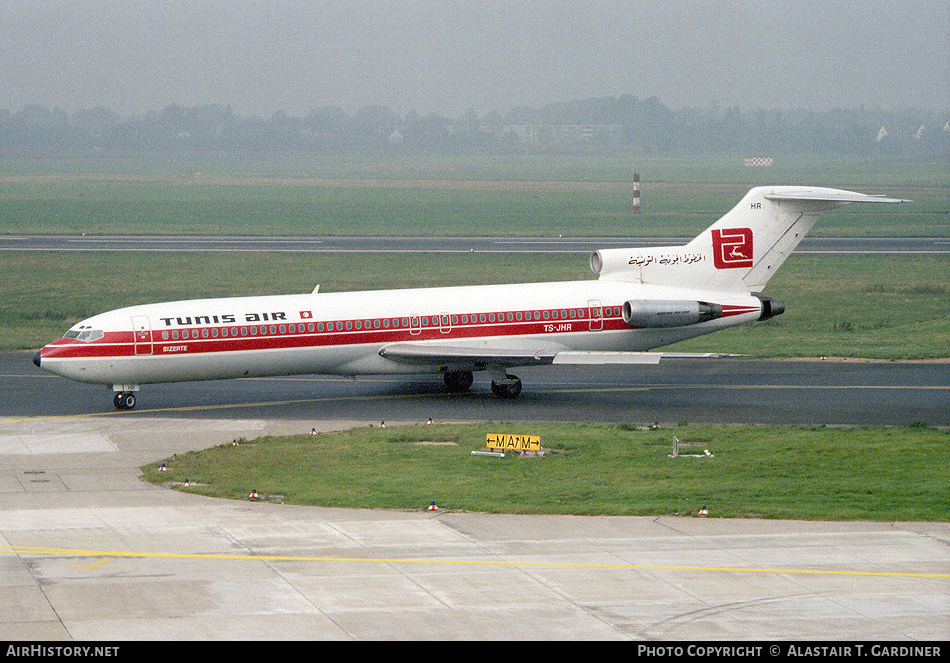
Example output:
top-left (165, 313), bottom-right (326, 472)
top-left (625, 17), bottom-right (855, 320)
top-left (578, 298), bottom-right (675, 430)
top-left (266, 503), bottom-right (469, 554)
top-left (711, 228), bottom-right (753, 269)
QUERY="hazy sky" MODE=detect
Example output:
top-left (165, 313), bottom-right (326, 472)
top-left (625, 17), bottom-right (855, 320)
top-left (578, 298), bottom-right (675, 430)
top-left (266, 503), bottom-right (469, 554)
top-left (2, 0), bottom-right (947, 118)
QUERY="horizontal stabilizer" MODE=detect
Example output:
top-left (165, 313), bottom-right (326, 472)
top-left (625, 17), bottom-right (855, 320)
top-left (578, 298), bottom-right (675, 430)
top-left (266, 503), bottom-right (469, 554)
top-left (764, 190), bottom-right (910, 204)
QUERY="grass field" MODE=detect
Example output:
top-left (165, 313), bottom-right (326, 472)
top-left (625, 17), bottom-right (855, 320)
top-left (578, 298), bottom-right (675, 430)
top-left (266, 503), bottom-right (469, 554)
top-left (140, 422), bottom-right (950, 521)
top-left (0, 153), bottom-right (947, 237)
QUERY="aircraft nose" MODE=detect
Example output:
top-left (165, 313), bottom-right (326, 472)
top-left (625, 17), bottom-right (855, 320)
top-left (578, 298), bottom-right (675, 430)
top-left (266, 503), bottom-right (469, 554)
top-left (32, 351), bottom-right (41, 368)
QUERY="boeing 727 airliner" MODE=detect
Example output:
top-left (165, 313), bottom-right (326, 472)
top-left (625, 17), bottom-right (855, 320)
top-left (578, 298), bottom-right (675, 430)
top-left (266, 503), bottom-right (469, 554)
top-left (33, 186), bottom-right (906, 409)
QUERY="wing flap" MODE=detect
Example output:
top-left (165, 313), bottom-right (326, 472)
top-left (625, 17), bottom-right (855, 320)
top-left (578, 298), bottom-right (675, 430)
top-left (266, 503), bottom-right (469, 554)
top-left (552, 351), bottom-right (662, 365)
top-left (379, 342), bottom-right (556, 367)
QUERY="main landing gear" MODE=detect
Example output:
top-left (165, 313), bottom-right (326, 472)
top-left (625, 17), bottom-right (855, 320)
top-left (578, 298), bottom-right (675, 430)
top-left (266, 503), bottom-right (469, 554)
top-left (490, 375), bottom-right (522, 399)
top-left (442, 370), bottom-right (523, 399)
top-left (443, 370), bottom-right (474, 393)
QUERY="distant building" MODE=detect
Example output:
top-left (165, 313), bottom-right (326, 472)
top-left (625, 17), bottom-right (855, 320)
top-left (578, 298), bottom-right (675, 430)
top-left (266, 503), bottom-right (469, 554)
top-left (479, 124), bottom-right (622, 146)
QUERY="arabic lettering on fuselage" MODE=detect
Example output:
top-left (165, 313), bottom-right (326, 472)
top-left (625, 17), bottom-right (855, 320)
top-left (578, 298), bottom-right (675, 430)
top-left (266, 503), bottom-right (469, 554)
top-left (627, 253), bottom-right (705, 267)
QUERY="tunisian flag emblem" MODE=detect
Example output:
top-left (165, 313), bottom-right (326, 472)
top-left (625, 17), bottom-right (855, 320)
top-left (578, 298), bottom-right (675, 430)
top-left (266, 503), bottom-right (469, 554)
top-left (299, 311), bottom-right (313, 319)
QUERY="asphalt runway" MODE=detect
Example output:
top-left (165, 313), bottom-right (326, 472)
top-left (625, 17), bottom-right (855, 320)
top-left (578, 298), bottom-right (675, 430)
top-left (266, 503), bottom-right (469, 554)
top-left (1, 351), bottom-right (948, 640)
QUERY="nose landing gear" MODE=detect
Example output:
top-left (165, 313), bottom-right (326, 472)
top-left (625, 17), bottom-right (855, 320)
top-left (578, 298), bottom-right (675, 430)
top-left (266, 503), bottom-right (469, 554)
top-left (113, 391), bottom-right (136, 410)
top-left (112, 386), bottom-right (139, 410)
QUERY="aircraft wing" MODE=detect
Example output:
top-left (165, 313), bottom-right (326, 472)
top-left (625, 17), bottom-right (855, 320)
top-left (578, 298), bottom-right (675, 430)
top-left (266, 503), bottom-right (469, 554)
top-left (378, 342), bottom-right (729, 368)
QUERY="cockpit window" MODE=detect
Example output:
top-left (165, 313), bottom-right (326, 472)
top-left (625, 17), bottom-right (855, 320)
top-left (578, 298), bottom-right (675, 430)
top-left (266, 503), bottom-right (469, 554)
top-left (64, 329), bottom-right (104, 342)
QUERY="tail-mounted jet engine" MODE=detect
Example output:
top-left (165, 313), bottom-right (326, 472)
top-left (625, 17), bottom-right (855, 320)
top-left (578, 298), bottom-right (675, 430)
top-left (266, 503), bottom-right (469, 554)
top-left (754, 294), bottom-right (785, 321)
top-left (622, 300), bottom-right (723, 328)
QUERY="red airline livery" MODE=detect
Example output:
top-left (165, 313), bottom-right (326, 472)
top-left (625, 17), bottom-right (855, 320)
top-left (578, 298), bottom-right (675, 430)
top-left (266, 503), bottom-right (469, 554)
top-left (34, 186), bottom-right (906, 409)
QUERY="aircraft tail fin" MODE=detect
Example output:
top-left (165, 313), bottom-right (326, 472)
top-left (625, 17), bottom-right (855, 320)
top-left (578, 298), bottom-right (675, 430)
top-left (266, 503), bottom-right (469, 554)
top-left (591, 186), bottom-right (908, 293)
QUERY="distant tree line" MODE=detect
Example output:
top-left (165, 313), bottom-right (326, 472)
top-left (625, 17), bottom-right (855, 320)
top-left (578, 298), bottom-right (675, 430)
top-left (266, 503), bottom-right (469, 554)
top-left (1, 95), bottom-right (947, 156)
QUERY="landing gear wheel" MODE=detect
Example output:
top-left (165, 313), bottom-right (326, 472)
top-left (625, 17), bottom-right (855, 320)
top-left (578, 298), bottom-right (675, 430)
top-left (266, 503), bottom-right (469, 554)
top-left (491, 375), bottom-right (522, 399)
top-left (113, 392), bottom-right (136, 410)
top-left (443, 370), bottom-right (474, 393)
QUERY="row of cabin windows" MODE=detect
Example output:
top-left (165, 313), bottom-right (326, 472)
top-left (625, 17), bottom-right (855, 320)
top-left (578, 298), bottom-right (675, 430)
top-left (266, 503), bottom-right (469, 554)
top-left (157, 306), bottom-right (624, 341)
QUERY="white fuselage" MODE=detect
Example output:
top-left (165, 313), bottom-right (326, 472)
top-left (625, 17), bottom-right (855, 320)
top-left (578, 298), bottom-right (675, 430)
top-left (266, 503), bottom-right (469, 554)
top-left (36, 278), bottom-right (763, 387)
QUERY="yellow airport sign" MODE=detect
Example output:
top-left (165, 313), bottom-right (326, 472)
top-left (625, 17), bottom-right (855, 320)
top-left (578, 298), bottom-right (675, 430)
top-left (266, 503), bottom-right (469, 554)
top-left (486, 433), bottom-right (541, 451)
